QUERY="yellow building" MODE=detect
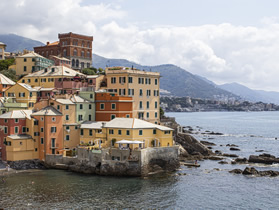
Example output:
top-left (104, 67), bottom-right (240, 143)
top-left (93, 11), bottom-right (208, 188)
top-left (80, 121), bottom-right (105, 146)
top-left (5, 134), bottom-right (39, 161)
top-left (5, 83), bottom-right (38, 109)
top-left (105, 67), bottom-right (160, 124)
top-left (17, 65), bottom-right (85, 88)
top-left (13, 52), bottom-right (54, 76)
top-left (80, 118), bottom-right (173, 149)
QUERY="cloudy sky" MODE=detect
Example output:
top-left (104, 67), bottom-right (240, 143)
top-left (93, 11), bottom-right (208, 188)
top-left (1, 0), bottom-right (279, 91)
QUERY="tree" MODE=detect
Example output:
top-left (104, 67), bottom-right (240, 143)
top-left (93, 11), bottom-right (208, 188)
top-left (0, 58), bottom-right (15, 71)
top-left (81, 67), bottom-right (97, 75)
top-left (0, 69), bottom-right (17, 82)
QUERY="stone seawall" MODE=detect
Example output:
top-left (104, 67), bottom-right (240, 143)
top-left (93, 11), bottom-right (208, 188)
top-left (45, 146), bottom-right (179, 177)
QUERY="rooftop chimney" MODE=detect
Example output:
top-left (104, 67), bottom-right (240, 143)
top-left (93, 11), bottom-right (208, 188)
top-left (47, 42), bottom-right (50, 45)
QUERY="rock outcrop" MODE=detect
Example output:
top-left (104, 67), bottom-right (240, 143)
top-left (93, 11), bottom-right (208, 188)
top-left (248, 154), bottom-right (279, 164)
top-left (7, 160), bottom-right (46, 170)
top-left (229, 167), bottom-right (279, 177)
top-left (176, 133), bottom-right (213, 157)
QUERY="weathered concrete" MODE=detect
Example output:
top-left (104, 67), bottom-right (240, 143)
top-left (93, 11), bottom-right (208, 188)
top-left (45, 146), bottom-right (180, 177)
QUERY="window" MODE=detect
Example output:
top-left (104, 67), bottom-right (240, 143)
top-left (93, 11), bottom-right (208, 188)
top-left (111, 103), bottom-right (116, 110)
top-left (155, 101), bottom-right (158, 109)
top-left (146, 101), bottom-right (149, 109)
top-left (119, 77), bottom-right (126, 83)
top-left (89, 115), bottom-right (92, 121)
top-left (35, 79), bottom-right (38, 82)
top-left (15, 118), bottom-right (19, 123)
top-left (51, 138), bottom-right (55, 148)
top-left (111, 77), bottom-right (116, 84)
top-left (66, 105), bottom-right (69, 110)
top-left (66, 115), bottom-right (69, 121)
top-left (109, 129), bottom-right (114, 134)
top-left (89, 129), bottom-right (93, 136)
top-left (155, 79), bottom-right (158, 85)
top-left (35, 148), bottom-right (38, 152)
top-left (118, 130), bottom-right (122, 135)
top-left (4, 119), bottom-right (7, 123)
top-left (100, 103), bottom-right (105, 110)
top-left (81, 51), bottom-right (84, 57)
top-left (80, 129), bottom-right (84, 136)
top-left (164, 131), bottom-right (171, 134)
top-left (41, 138), bottom-right (44, 144)
top-left (52, 117), bottom-right (56, 122)
top-left (126, 114), bottom-right (130, 118)
top-left (78, 115), bottom-right (83, 121)
top-left (111, 114), bottom-right (116, 120)
top-left (41, 127), bottom-right (44, 132)
top-left (90, 94), bottom-right (93, 99)
top-left (34, 120), bottom-right (38, 125)
top-left (128, 77), bottom-right (133, 83)
top-left (24, 66), bottom-right (27, 72)
top-left (79, 104), bottom-right (83, 110)
top-left (146, 90), bottom-right (151, 96)
top-left (126, 130), bottom-right (130, 136)
top-left (51, 127), bottom-right (57, 133)
top-left (97, 129), bottom-right (102, 133)
top-left (87, 51), bottom-right (90, 58)
top-left (4, 126), bottom-right (8, 134)
top-left (75, 126), bottom-right (78, 130)
top-left (155, 112), bottom-right (158, 118)
top-left (74, 49), bottom-right (77, 56)
top-left (27, 79), bottom-right (31, 83)
top-left (139, 89), bottom-right (143, 96)
top-left (19, 92), bottom-right (25, 97)
top-left (24, 58), bottom-right (27, 62)
top-left (34, 132), bottom-right (39, 136)
top-left (139, 130), bottom-right (143, 135)
top-left (66, 135), bottom-right (70, 141)
top-left (57, 105), bottom-right (60, 110)
top-left (128, 89), bottom-right (134, 96)
top-left (153, 129), bottom-right (157, 134)
top-left (66, 126), bottom-right (70, 130)
top-left (119, 89), bottom-right (125, 96)
top-left (15, 126), bottom-right (19, 134)
top-left (63, 49), bottom-right (67, 57)
top-left (139, 101), bottom-right (143, 109)
top-left (146, 112), bottom-right (149, 118)
top-left (89, 104), bottom-right (92, 109)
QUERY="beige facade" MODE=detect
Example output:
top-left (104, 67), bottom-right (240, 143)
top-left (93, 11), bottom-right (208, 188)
top-left (105, 67), bottom-right (160, 124)
top-left (63, 124), bottom-right (80, 149)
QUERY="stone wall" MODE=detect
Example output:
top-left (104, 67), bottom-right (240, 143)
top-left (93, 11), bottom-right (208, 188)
top-left (45, 146), bottom-right (179, 177)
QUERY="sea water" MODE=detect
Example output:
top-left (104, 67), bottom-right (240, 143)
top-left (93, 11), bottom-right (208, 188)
top-left (1, 112), bottom-right (279, 209)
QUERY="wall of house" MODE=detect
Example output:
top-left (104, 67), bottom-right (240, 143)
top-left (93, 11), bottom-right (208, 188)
top-left (63, 125), bottom-right (80, 149)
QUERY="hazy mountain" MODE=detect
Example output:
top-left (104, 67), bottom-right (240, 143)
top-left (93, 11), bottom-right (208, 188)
top-left (93, 54), bottom-right (237, 99)
top-left (0, 34), bottom-right (44, 52)
top-left (219, 82), bottom-right (279, 104)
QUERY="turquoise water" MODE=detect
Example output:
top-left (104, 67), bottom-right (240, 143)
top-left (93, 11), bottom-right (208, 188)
top-left (1, 112), bottom-right (279, 209)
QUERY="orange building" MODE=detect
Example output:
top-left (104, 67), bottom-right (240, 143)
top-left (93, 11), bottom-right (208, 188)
top-left (95, 92), bottom-right (133, 121)
top-left (31, 106), bottom-right (63, 160)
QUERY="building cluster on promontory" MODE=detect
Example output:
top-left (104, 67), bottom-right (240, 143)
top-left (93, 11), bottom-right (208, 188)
top-left (0, 32), bottom-right (179, 176)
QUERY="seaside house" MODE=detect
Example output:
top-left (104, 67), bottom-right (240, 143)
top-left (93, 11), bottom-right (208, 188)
top-left (0, 73), bottom-right (15, 97)
top-left (80, 121), bottom-right (105, 146)
top-left (104, 67), bottom-right (160, 124)
top-left (5, 83), bottom-right (38, 109)
top-left (0, 110), bottom-right (33, 160)
top-left (13, 52), bottom-right (54, 76)
top-left (86, 75), bottom-right (105, 90)
top-left (31, 106), bottom-right (63, 160)
top-left (95, 92), bottom-right (133, 121)
top-left (0, 97), bottom-right (28, 114)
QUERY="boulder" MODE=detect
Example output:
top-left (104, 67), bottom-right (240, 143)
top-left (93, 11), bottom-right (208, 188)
top-left (175, 133), bottom-right (213, 156)
top-left (242, 167), bottom-right (258, 175)
top-left (223, 153), bottom-right (239, 158)
top-left (234, 158), bottom-right (248, 163)
top-left (178, 145), bottom-right (190, 157)
top-left (248, 154), bottom-right (279, 164)
top-left (229, 169), bottom-right (243, 174)
top-left (218, 161), bottom-right (228, 164)
top-left (255, 150), bottom-right (264, 152)
top-left (200, 140), bottom-right (216, 146)
top-left (230, 147), bottom-right (240, 151)
top-left (215, 150), bottom-right (222, 155)
top-left (208, 156), bottom-right (224, 161)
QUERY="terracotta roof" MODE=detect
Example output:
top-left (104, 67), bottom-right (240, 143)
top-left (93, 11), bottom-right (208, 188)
top-left (47, 41), bottom-right (59, 46)
top-left (0, 74), bottom-right (15, 85)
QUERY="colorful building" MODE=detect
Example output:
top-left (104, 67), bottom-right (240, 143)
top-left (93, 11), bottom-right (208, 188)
top-left (95, 92), bottom-right (133, 121)
top-left (70, 95), bottom-right (95, 123)
top-left (14, 52), bottom-right (54, 76)
top-left (0, 73), bottom-right (15, 97)
top-left (49, 55), bottom-right (71, 68)
top-left (0, 97), bottom-right (28, 114)
top-left (105, 67), bottom-right (160, 124)
top-left (80, 121), bottom-right (105, 146)
top-left (5, 83), bottom-right (38, 109)
top-left (31, 106), bottom-right (63, 160)
top-left (34, 32), bottom-right (93, 70)
top-left (0, 110), bottom-right (33, 160)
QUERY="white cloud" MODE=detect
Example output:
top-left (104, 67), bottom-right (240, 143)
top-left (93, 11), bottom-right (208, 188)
top-left (1, 1), bottom-right (279, 91)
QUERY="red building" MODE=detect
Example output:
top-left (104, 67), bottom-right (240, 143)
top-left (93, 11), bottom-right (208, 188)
top-left (34, 32), bottom-right (93, 70)
top-left (0, 110), bottom-right (33, 160)
top-left (95, 92), bottom-right (134, 121)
